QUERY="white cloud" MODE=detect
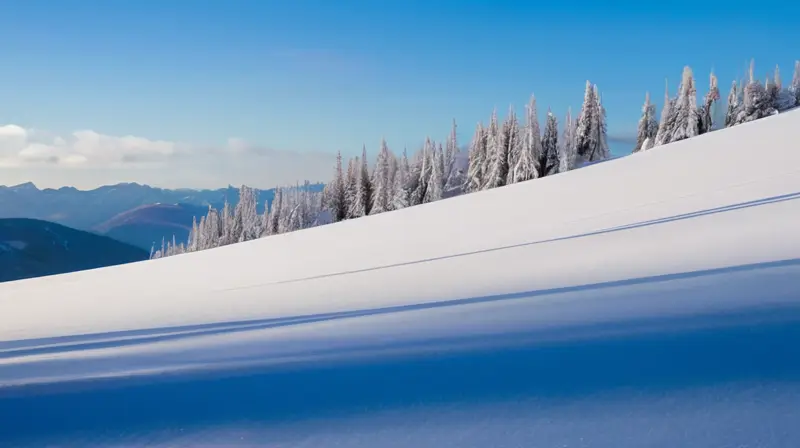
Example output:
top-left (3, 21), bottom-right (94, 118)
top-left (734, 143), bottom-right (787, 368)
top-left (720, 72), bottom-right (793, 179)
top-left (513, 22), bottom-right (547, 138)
top-left (0, 125), bottom-right (187, 168)
top-left (0, 124), bottom-right (337, 190)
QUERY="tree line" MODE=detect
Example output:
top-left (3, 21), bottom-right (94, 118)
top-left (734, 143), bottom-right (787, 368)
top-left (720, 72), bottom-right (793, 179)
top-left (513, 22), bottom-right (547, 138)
top-left (634, 60), bottom-right (800, 153)
top-left (153, 58), bottom-right (798, 259)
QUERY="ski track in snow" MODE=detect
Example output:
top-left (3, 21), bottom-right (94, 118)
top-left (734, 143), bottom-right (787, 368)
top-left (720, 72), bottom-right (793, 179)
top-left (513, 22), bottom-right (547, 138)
top-left (1, 111), bottom-right (800, 446)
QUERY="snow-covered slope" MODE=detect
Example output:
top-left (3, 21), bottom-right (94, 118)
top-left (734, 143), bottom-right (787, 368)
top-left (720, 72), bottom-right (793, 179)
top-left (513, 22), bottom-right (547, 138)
top-left (1, 111), bottom-right (800, 447)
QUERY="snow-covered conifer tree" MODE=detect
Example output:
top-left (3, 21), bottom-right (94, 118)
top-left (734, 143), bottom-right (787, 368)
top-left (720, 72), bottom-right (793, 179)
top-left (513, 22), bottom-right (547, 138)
top-left (445, 119), bottom-right (458, 180)
top-left (634, 92), bottom-right (658, 152)
top-left (507, 95), bottom-right (540, 183)
top-left (738, 60), bottom-right (777, 124)
top-left (344, 156), bottom-right (358, 219)
top-left (699, 71), bottom-right (720, 134)
top-left (326, 151), bottom-right (347, 222)
top-left (353, 145), bottom-right (373, 217)
top-left (558, 108), bottom-right (577, 173)
top-left (541, 110), bottom-right (559, 176)
top-left (654, 80), bottom-right (677, 146)
top-left (392, 148), bottom-right (410, 210)
top-left (500, 105), bottom-right (520, 179)
top-left (724, 81), bottom-right (741, 128)
top-left (482, 109), bottom-right (506, 190)
top-left (668, 66), bottom-right (699, 143)
top-left (428, 143), bottom-right (445, 202)
top-left (370, 138), bottom-right (392, 214)
top-left (464, 123), bottom-right (487, 193)
top-left (792, 61), bottom-right (800, 105)
top-left (416, 138), bottom-right (435, 203)
top-left (574, 82), bottom-right (610, 162)
top-left (267, 187), bottom-right (283, 235)
top-left (772, 65), bottom-right (797, 112)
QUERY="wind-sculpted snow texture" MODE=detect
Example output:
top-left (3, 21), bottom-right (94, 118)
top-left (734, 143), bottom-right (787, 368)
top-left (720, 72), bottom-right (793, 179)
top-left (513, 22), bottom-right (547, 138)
top-left (1, 111), bottom-right (800, 446)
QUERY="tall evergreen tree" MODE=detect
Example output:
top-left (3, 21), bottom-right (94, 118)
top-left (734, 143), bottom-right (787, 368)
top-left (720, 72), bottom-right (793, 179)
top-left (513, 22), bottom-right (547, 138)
top-left (465, 123), bottom-right (487, 193)
top-left (541, 110), bottom-right (559, 176)
top-left (669, 66), bottom-right (699, 143)
top-left (370, 138), bottom-right (392, 214)
top-left (575, 81), bottom-right (609, 162)
top-left (413, 139), bottom-right (434, 204)
top-left (507, 99), bottom-right (539, 184)
top-left (654, 80), bottom-right (677, 146)
top-left (634, 92), bottom-right (658, 152)
top-left (429, 143), bottom-right (445, 202)
top-left (739, 59), bottom-right (777, 124)
top-left (482, 109), bottom-right (506, 190)
top-left (699, 71), bottom-right (720, 134)
top-left (724, 81), bottom-right (741, 128)
top-left (792, 61), bottom-right (800, 105)
top-left (444, 119), bottom-right (458, 181)
top-left (267, 187), bottom-right (283, 235)
top-left (344, 156), bottom-right (359, 219)
top-left (327, 151), bottom-right (347, 222)
top-left (350, 145), bottom-right (372, 217)
top-left (392, 148), bottom-right (411, 210)
top-left (558, 108), bottom-right (577, 173)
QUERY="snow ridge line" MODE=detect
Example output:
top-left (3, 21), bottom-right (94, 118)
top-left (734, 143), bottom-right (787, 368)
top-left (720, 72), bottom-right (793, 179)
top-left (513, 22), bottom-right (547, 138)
top-left (220, 187), bottom-right (800, 293)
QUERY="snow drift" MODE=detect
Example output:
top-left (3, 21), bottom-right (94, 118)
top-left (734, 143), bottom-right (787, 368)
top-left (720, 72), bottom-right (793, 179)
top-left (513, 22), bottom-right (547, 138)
top-left (1, 110), bottom-right (800, 447)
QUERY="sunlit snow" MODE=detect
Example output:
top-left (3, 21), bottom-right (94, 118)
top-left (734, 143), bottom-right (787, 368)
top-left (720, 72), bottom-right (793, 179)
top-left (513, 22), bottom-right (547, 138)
top-left (1, 111), bottom-right (799, 447)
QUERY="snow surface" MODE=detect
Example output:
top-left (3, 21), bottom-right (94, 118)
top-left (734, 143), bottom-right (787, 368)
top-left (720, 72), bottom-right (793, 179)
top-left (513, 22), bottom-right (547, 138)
top-left (1, 111), bottom-right (800, 446)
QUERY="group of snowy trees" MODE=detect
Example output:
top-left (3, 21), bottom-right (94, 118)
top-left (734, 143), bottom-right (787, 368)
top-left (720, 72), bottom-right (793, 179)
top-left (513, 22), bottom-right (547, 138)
top-left (154, 80), bottom-right (609, 257)
top-left (634, 60), bottom-right (800, 153)
top-left (323, 120), bottom-right (464, 222)
top-left (153, 58), bottom-right (798, 259)
top-left (324, 80), bottom-right (609, 224)
top-left (151, 182), bottom-right (326, 258)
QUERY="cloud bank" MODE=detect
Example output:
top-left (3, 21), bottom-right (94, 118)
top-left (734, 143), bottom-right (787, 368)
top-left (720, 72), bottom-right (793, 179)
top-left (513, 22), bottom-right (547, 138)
top-left (0, 125), bottom-right (337, 190)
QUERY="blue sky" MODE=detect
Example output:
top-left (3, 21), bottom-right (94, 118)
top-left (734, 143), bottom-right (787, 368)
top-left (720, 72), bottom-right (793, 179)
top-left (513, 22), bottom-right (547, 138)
top-left (0, 0), bottom-right (797, 189)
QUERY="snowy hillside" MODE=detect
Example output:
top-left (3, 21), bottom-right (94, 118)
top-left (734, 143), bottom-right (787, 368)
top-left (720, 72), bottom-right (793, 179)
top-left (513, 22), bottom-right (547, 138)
top-left (1, 110), bottom-right (799, 447)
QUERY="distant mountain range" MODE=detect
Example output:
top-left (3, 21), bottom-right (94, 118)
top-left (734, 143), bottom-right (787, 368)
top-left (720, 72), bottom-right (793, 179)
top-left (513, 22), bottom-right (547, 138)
top-left (0, 182), bottom-right (325, 250)
top-left (0, 218), bottom-right (149, 283)
top-left (95, 203), bottom-right (210, 251)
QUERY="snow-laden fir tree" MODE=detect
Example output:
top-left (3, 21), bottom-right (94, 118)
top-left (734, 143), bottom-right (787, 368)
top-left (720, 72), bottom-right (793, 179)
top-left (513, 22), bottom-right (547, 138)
top-left (654, 80), bottom-right (677, 146)
top-left (482, 108), bottom-right (506, 190)
top-left (344, 156), bottom-right (359, 219)
top-left (507, 98), bottom-right (539, 184)
top-left (409, 138), bottom-right (433, 205)
top-left (738, 60), bottom-right (777, 124)
top-left (444, 119), bottom-right (458, 181)
top-left (233, 185), bottom-right (260, 242)
top-left (772, 65), bottom-right (797, 112)
top-left (633, 92), bottom-right (658, 152)
top-left (267, 186), bottom-right (283, 235)
top-left (392, 148), bottom-right (411, 210)
top-left (326, 151), bottom-right (347, 222)
top-left (526, 95), bottom-right (543, 174)
top-left (558, 108), bottom-right (577, 172)
top-left (724, 81), bottom-right (741, 128)
top-left (370, 138), bottom-right (392, 214)
top-left (386, 150), bottom-right (399, 211)
top-left (465, 122), bottom-right (487, 193)
top-left (428, 143), bottom-right (445, 202)
top-left (541, 110), bottom-right (559, 176)
top-left (766, 66), bottom-right (780, 108)
top-left (500, 105), bottom-right (520, 179)
top-left (668, 66), bottom-right (700, 143)
top-left (574, 81), bottom-right (610, 163)
top-left (792, 61), bottom-right (800, 105)
top-left (351, 145), bottom-right (373, 217)
top-left (699, 71), bottom-right (720, 134)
